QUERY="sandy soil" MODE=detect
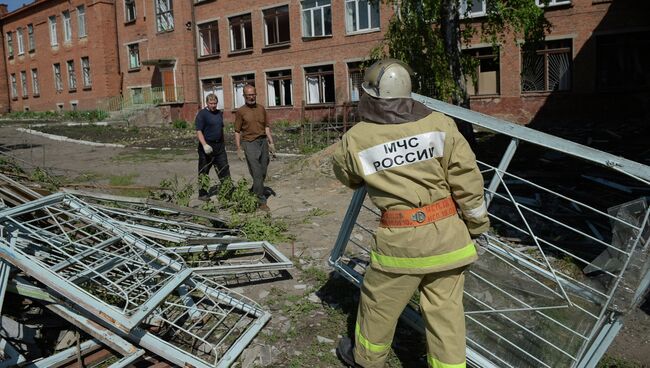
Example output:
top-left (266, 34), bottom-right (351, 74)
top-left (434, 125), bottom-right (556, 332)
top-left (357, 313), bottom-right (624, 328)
top-left (0, 124), bottom-right (648, 367)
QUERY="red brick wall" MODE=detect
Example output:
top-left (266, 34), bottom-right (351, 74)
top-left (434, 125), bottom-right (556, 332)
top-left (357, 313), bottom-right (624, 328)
top-left (193, 0), bottom-right (391, 124)
top-left (2, 0), bottom-right (120, 113)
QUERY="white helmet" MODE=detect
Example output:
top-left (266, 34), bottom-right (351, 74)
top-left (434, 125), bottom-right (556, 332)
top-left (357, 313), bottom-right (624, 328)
top-left (361, 58), bottom-right (413, 99)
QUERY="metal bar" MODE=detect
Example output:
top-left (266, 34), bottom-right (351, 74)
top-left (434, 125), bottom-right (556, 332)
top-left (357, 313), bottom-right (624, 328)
top-left (23, 339), bottom-right (101, 368)
top-left (0, 338), bottom-right (26, 368)
top-left (485, 138), bottom-right (519, 207)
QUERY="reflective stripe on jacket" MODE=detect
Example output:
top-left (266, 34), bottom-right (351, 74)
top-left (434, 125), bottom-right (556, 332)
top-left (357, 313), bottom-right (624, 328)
top-left (332, 112), bottom-right (489, 274)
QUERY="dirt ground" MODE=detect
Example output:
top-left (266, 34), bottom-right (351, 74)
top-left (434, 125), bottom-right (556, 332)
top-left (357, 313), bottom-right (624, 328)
top-left (0, 124), bottom-right (648, 367)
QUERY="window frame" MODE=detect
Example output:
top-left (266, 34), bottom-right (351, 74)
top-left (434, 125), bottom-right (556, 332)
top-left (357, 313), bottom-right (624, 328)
top-left (155, 0), bottom-right (174, 32)
top-left (521, 39), bottom-right (573, 93)
top-left (263, 5), bottom-right (290, 47)
top-left (301, 0), bottom-right (332, 38)
top-left (232, 73), bottom-right (255, 109)
top-left (201, 78), bottom-right (224, 110)
top-left (49, 16), bottom-right (58, 46)
top-left (127, 43), bottom-right (141, 70)
top-left (266, 69), bottom-right (293, 107)
top-left (344, 0), bottom-right (380, 34)
top-left (198, 20), bottom-right (220, 57)
top-left (20, 71), bottom-right (28, 98)
top-left (62, 11), bottom-right (72, 43)
top-left (125, 0), bottom-right (136, 23)
top-left (464, 46), bottom-right (500, 96)
top-left (347, 62), bottom-right (363, 102)
top-left (17, 28), bottom-right (25, 55)
top-left (536, 0), bottom-right (571, 7)
top-left (77, 5), bottom-right (86, 38)
top-left (6, 32), bottom-right (13, 58)
top-left (304, 64), bottom-right (335, 105)
top-left (53, 63), bottom-right (63, 92)
top-left (460, 0), bottom-right (487, 18)
top-left (229, 14), bottom-right (253, 52)
top-left (81, 57), bottom-right (92, 88)
top-left (27, 24), bottom-right (35, 52)
top-left (10, 74), bottom-right (17, 99)
top-left (67, 60), bottom-right (77, 91)
top-left (31, 68), bottom-right (40, 96)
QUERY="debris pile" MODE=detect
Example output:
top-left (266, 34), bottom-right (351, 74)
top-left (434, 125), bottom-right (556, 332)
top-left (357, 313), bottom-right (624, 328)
top-left (0, 174), bottom-right (292, 367)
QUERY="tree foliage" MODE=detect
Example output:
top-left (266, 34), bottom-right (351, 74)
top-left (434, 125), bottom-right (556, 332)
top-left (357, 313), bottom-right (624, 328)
top-left (370, 0), bottom-right (551, 105)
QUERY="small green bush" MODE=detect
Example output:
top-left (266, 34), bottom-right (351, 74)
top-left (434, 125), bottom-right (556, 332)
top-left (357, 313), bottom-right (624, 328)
top-left (172, 119), bottom-right (189, 129)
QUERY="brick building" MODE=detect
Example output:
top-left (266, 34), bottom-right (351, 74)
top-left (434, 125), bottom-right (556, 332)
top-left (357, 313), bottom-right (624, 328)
top-left (2, 0), bottom-right (648, 124)
top-left (463, 0), bottom-right (649, 124)
top-left (1, 0), bottom-right (120, 113)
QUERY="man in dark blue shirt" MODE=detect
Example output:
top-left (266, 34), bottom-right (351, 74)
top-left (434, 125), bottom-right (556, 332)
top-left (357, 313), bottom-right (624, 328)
top-left (196, 93), bottom-right (230, 201)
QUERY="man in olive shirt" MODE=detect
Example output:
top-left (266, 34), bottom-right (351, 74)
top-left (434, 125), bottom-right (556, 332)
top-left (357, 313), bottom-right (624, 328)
top-left (234, 84), bottom-right (276, 211)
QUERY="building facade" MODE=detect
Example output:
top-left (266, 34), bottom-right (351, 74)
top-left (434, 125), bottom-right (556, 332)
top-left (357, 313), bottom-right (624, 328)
top-left (1, 0), bottom-right (121, 113)
top-left (2, 0), bottom-right (648, 125)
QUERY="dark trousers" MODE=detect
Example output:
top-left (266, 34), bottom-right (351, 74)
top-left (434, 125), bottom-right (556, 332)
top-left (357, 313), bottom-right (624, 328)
top-left (198, 141), bottom-right (230, 196)
top-left (242, 138), bottom-right (269, 204)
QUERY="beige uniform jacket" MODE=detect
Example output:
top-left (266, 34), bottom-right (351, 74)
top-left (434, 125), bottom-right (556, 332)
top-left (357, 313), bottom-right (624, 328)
top-left (333, 112), bottom-right (489, 274)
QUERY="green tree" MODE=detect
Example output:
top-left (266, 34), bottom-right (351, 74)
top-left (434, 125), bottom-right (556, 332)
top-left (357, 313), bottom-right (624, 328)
top-left (372, 0), bottom-right (551, 107)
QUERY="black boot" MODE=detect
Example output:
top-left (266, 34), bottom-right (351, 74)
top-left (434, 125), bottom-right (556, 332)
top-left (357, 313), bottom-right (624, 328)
top-left (336, 337), bottom-right (361, 367)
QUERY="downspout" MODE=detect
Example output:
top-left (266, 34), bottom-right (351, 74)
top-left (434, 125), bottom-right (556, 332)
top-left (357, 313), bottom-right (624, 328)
top-left (190, 0), bottom-right (200, 109)
top-left (113, 0), bottom-right (123, 96)
top-left (1, 25), bottom-right (10, 113)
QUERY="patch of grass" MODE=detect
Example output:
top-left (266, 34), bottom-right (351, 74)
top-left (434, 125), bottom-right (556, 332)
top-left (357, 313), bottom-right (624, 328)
top-left (172, 119), bottom-right (190, 129)
top-left (0, 157), bottom-right (25, 175)
top-left (71, 172), bottom-right (102, 183)
top-left (302, 207), bottom-right (333, 223)
top-left (155, 175), bottom-right (195, 207)
top-left (217, 178), bottom-right (258, 213)
top-left (108, 173), bottom-right (138, 187)
top-left (229, 213), bottom-right (291, 243)
top-left (30, 167), bottom-right (61, 191)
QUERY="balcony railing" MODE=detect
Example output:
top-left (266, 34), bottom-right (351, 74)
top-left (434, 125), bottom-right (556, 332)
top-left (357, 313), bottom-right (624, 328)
top-left (99, 86), bottom-right (184, 112)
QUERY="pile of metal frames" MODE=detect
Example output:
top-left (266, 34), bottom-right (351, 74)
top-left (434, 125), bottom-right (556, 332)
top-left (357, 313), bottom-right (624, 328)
top-left (0, 175), bottom-right (292, 367)
top-left (329, 94), bottom-right (650, 368)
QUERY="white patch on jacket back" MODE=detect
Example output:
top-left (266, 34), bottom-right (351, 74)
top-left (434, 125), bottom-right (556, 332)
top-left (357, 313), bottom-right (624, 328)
top-left (358, 132), bottom-right (446, 176)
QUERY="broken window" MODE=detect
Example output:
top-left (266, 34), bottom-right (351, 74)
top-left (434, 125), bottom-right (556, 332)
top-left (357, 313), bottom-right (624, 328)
top-left (202, 78), bottom-right (224, 110)
top-left (10, 74), bottom-right (17, 99)
top-left (6, 31), bottom-right (13, 58)
top-left (67, 60), bottom-right (76, 91)
top-left (125, 0), bottom-right (136, 22)
top-left (49, 16), bottom-right (58, 46)
top-left (266, 70), bottom-right (293, 107)
top-left (198, 20), bottom-right (219, 57)
top-left (229, 14), bottom-right (253, 51)
top-left (155, 0), bottom-right (174, 32)
top-left (20, 71), bottom-right (27, 97)
top-left (464, 47), bottom-right (500, 96)
top-left (17, 27), bottom-right (24, 55)
top-left (305, 65), bottom-right (335, 104)
top-left (232, 73), bottom-right (255, 108)
top-left (596, 31), bottom-right (650, 92)
top-left (460, 0), bottom-right (486, 18)
top-left (348, 62), bottom-right (364, 102)
top-left (62, 11), bottom-right (72, 43)
top-left (81, 57), bottom-right (91, 88)
top-left (264, 5), bottom-right (290, 46)
top-left (127, 43), bottom-right (140, 69)
top-left (521, 39), bottom-right (572, 92)
top-left (27, 24), bottom-right (34, 51)
top-left (31, 68), bottom-right (39, 96)
top-left (53, 63), bottom-right (63, 92)
top-left (345, 0), bottom-right (380, 34)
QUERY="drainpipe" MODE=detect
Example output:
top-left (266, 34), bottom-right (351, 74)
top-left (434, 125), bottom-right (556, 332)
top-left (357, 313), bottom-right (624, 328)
top-left (190, 0), bottom-right (200, 110)
top-left (113, 0), bottom-right (123, 96)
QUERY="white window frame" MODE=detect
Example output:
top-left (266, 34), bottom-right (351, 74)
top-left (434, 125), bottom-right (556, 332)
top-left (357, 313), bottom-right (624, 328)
top-left (77, 6), bottom-right (86, 38)
top-left (229, 14), bottom-right (253, 51)
top-left (460, 0), bottom-right (487, 18)
top-left (536, 0), bottom-right (571, 7)
top-left (49, 16), bottom-right (58, 46)
top-left (201, 78), bottom-right (224, 110)
top-left (198, 20), bottom-right (219, 57)
top-left (67, 60), bottom-right (77, 90)
top-left (266, 70), bottom-right (293, 107)
top-left (28, 24), bottom-right (35, 51)
top-left (344, 0), bottom-right (380, 34)
top-left (263, 5), bottom-right (290, 46)
top-left (125, 0), bottom-right (136, 22)
top-left (20, 71), bottom-right (28, 98)
top-left (63, 11), bottom-right (72, 43)
top-left (53, 63), bottom-right (63, 92)
top-left (17, 28), bottom-right (24, 55)
top-left (347, 62), bottom-right (363, 102)
top-left (10, 74), bottom-right (17, 98)
top-left (301, 0), bottom-right (331, 38)
top-left (127, 43), bottom-right (140, 69)
top-left (155, 0), bottom-right (174, 32)
top-left (232, 73), bottom-right (255, 108)
top-left (81, 57), bottom-right (91, 87)
top-left (6, 32), bottom-right (13, 57)
top-left (31, 68), bottom-right (40, 96)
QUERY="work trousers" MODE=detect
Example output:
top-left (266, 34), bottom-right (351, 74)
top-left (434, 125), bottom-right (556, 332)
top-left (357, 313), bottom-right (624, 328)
top-left (197, 141), bottom-right (230, 196)
top-left (354, 266), bottom-right (467, 368)
top-left (242, 138), bottom-right (269, 204)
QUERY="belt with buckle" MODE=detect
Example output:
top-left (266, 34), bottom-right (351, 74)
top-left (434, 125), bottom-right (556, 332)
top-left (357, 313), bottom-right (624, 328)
top-left (379, 197), bottom-right (457, 228)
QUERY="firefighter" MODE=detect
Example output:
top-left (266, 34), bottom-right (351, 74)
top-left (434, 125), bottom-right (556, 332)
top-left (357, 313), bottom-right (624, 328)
top-left (333, 59), bottom-right (489, 368)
